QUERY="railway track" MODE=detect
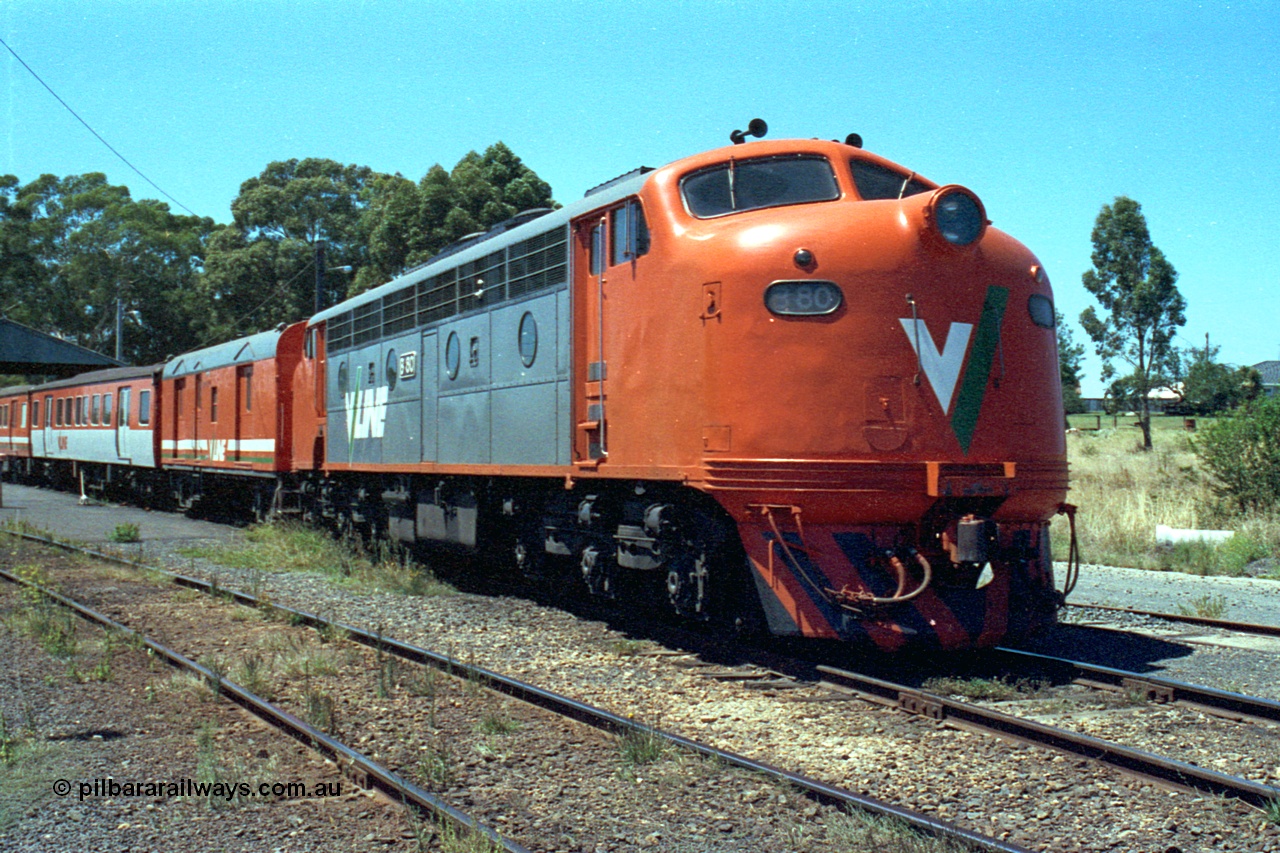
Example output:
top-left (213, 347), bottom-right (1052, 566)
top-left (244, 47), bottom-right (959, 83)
top-left (1067, 601), bottom-right (1280, 639)
top-left (0, 562), bottom-right (526, 853)
top-left (1, 527), bottom-right (1030, 853)
top-left (10, 517), bottom-right (1280, 850)
top-left (649, 636), bottom-right (1280, 810)
top-left (814, 663), bottom-right (1280, 810)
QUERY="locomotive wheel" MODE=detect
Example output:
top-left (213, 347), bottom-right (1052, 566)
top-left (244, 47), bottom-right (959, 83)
top-left (580, 544), bottom-right (616, 599)
top-left (665, 547), bottom-right (710, 620)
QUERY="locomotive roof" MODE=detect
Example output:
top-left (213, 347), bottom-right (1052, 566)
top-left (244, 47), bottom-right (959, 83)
top-left (163, 327), bottom-right (283, 379)
top-left (27, 363), bottom-right (160, 393)
top-left (309, 169), bottom-right (653, 327)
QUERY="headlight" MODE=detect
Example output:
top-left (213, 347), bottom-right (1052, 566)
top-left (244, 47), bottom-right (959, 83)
top-left (764, 280), bottom-right (843, 316)
top-left (928, 186), bottom-right (986, 247)
top-left (1028, 294), bottom-right (1055, 329)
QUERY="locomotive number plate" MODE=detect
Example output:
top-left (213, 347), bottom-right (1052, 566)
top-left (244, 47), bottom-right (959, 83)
top-left (398, 351), bottom-right (417, 380)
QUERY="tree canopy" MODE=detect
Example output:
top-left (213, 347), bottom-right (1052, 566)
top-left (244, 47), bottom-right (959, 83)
top-left (0, 172), bottom-right (213, 364)
top-left (1079, 196), bottom-right (1185, 449)
top-left (0, 142), bottom-right (554, 373)
top-left (1056, 310), bottom-right (1086, 415)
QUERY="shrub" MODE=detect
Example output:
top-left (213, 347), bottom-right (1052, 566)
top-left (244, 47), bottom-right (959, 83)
top-left (109, 523), bottom-right (141, 543)
top-left (1194, 396), bottom-right (1280, 513)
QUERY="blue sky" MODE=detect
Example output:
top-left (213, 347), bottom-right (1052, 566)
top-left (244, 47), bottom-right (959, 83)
top-left (3, 0), bottom-right (1277, 395)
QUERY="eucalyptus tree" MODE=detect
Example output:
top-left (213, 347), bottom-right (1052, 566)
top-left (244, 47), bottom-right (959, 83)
top-left (1079, 196), bottom-right (1185, 449)
top-left (355, 142), bottom-right (555, 294)
top-left (194, 158), bottom-right (375, 343)
top-left (0, 172), bottom-right (211, 365)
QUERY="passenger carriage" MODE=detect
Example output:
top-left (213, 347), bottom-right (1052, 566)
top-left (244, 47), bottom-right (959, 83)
top-left (31, 366), bottom-right (160, 498)
top-left (0, 385), bottom-right (33, 478)
top-left (159, 323), bottom-right (306, 517)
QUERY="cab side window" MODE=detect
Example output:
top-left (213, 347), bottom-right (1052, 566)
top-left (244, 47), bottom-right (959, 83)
top-left (610, 200), bottom-right (649, 266)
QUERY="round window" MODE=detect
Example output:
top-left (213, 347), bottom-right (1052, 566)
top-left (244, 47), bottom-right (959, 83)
top-left (338, 361), bottom-right (349, 394)
top-left (518, 312), bottom-right (538, 367)
top-left (445, 332), bottom-right (461, 380)
top-left (385, 349), bottom-right (398, 391)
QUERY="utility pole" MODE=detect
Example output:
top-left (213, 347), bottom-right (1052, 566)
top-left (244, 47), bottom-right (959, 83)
top-left (314, 239), bottom-right (327, 315)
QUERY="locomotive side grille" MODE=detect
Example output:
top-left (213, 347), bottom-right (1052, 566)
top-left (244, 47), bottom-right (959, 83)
top-left (325, 226), bottom-right (568, 354)
top-left (416, 270), bottom-right (458, 325)
top-left (508, 230), bottom-right (568, 298)
top-left (352, 299), bottom-right (382, 347)
top-left (702, 459), bottom-right (1069, 495)
top-left (328, 313), bottom-right (353, 352)
top-left (382, 285), bottom-right (417, 336)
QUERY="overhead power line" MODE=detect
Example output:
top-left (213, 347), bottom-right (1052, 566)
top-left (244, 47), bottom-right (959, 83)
top-left (0, 36), bottom-right (199, 217)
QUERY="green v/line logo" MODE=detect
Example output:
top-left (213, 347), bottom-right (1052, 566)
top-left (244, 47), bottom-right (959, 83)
top-left (900, 285), bottom-right (1009, 454)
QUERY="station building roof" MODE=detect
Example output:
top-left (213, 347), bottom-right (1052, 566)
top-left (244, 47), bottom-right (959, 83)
top-left (0, 317), bottom-right (123, 377)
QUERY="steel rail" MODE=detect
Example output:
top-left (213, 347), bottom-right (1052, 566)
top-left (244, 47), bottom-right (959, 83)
top-left (995, 647), bottom-right (1280, 727)
top-left (817, 664), bottom-right (1280, 809)
top-left (1067, 601), bottom-right (1280, 638)
top-left (3, 527), bottom-right (1031, 853)
top-left (0, 565), bottom-right (530, 853)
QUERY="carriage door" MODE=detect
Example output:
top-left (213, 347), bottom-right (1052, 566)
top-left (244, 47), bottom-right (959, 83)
top-left (235, 365), bottom-right (252, 461)
top-left (172, 378), bottom-right (187, 464)
top-left (572, 214), bottom-right (609, 463)
top-left (40, 395), bottom-right (52, 456)
top-left (116, 387), bottom-right (131, 461)
top-left (193, 373), bottom-right (203, 459)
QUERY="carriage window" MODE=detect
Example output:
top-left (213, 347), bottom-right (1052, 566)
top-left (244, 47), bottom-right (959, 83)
top-left (102, 394), bottom-right (112, 427)
top-left (681, 155), bottom-right (839, 218)
top-left (242, 366), bottom-right (253, 412)
top-left (0, 404), bottom-right (7, 427)
top-left (210, 386), bottom-right (218, 422)
top-left (138, 390), bottom-right (151, 425)
top-left (75, 397), bottom-right (84, 425)
top-left (91, 394), bottom-right (100, 425)
top-left (31, 401), bottom-right (39, 428)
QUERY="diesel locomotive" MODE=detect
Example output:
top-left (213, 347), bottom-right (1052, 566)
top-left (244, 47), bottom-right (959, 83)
top-left (1, 124), bottom-right (1072, 651)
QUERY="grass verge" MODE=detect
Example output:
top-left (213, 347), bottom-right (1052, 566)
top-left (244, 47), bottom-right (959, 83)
top-left (178, 521), bottom-right (456, 597)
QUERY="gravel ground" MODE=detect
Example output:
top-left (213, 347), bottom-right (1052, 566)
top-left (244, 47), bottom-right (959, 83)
top-left (0, 579), bottom-right (415, 853)
top-left (11, 547), bottom-right (891, 853)
top-left (1063, 560), bottom-right (1280, 627)
top-left (4, 483), bottom-right (1280, 852)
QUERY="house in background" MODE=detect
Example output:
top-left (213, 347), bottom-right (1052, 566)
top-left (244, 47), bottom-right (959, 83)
top-left (1253, 361), bottom-right (1280, 397)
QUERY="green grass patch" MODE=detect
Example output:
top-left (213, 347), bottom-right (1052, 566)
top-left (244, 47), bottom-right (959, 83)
top-left (828, 809), bottom-right (971, 853)
top-left (921, 675), bottom-right (1045, 702)
top-left (617, 726), bottom-right (667, 767)
top-left (178, 522), bottom-right (456, 597)
top-left (0, 736), bottom-right (65, 830)
top-left (109, 522), bottom-right (141, 543)
top-left (473, 712), bottom-right (521, 736)
top-left (1177, 593), bottom-right (1229, 620)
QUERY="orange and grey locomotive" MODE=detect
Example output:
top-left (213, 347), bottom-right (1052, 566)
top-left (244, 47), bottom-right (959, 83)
top-left (306, 125), bottom-right (1071, 651)
top-left (2, 125), bottom-right (1072, 651)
